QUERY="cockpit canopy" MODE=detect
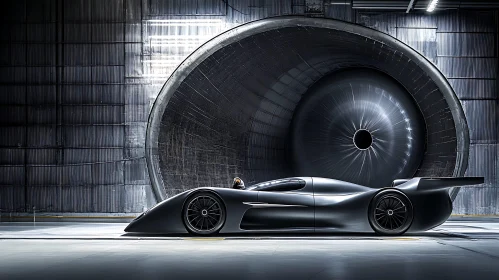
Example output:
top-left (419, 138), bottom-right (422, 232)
top-left (246, 178), bottom-right (306, 192)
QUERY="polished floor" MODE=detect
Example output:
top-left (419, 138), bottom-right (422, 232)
top-left (1, 218), bottom-right (499, 280)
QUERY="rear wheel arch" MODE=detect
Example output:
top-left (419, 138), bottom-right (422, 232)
top-left (368, 188), bottom-right (414, 235)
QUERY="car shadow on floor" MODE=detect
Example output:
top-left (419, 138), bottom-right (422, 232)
top-left (121, 231), bottom-right (458, 239)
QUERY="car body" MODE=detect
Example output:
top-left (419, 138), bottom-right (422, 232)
top-left (124, 176), bottom-right (483, 235)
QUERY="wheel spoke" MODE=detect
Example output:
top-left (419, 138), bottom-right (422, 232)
top-left (392, 214), bottom-right (402, 225)
top-left (195, 216), bottom-right (202, 228)
top-left (207, 215), bottom-right (218, 223)
top-left (206, 217), bottom-right (215, 227)
top-left (394, 200), bottom-right (401, 208)
top-left (195, 198), bottom-right (203, 210)
top-left (393, 205), bottom-right (405, 211)
top-left (206, 203), bottom-right (217, 210)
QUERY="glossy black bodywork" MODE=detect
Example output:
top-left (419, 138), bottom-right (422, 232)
top-left (124, 177), bottom-right (483, 234)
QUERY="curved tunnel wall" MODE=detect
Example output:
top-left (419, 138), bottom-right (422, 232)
top-left (147, 17), bottom-right (469, 200)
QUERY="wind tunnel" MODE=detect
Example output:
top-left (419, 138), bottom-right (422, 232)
top-left (146, 17), bottom-right (469, 201)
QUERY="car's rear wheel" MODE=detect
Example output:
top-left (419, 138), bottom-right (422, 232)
top-left (183, 192), bottom-right (226, 235)
top-left (368, 190), bottom-right (413, 235)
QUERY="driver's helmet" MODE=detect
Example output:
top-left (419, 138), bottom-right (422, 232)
top-left (232, 177), bottom-right (245, 190)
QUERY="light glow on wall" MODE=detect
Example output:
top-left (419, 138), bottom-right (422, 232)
top-left (142, 19), bottom-right (225, 80)
top-left (427, 0), bottom-right (439, 12)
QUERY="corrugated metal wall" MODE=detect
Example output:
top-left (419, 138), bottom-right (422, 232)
top-left (0, 0), bottom-right (497, 215)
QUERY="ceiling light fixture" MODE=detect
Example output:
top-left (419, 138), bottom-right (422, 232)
top-left (427, 0), bottom-right (439, 12)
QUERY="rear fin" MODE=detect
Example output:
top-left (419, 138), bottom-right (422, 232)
top-left (417, 177), bottom-right (484, 192)
top-left (392, 179), bottom-right (410, 187)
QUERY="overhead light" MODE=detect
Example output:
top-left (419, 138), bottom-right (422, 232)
top-left (427, 0), bottom-right (439, 12)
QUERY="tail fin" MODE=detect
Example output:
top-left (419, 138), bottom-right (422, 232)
top-left (417, 177), bottom-right (484, 192)
top-left (394, 177), bottom-right (484, 192)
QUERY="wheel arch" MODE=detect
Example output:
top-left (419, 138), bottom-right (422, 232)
top-left (181, 189), bottom-right (228, 234)
top-left (368, 188), bottom-right (415, 235)
top-left (181, 188), bottom-right (227, 212)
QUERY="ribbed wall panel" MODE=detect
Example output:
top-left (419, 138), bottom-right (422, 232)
top-left (0, 107), bottom-right (25, 125)
top-left (26, 186), bottom-right (60, 211)
top-left (0, 149), bottom-right (25, 165)
top-left (0, 127), bottom-right (25, 147)
top-left (0, 167), bottom-right (25, 185)
top-left (461, 101), bottom-right (498, 144)
top-left (437, 57), bottom-right (497, 79)
top-left (63, 126), bottom-right (124, 147)
top-left (93, 185), bottom-right (124, 213)
top-left (61, 185), bottom-right (93, 212)
top-left (397, 13), bottom-right (437, 28)
top-left (125, 158), bottom-right (150, 185)
top-left (27, 24), bottom-right (55, 42)
top-left (27, 126), bottom-right (56, 147)
top-left (0, 186), bottom-right (25, 212)
top-left (92, 0), bottom-right (124, 22)
top-left (0, 86), bottom-right (26, 104)
top-left (436, 11), bottom-right (497, 32)
top-left (462, 144), bottom-right (498, 188)
top-left (62, 106), bottom-right (124, 124)
top-left (64, 44), bottom-right (92, 66)
top-left (448, 79), bottom-right (497, 100)
top-left (28, 106), bottom-right (56, 124)
top-left (28, 86), bottom-right (56, 104)
top-left (62, 85), bottom-right (124, 104)
top-left (397, 28), bottom-right (438, 63)
top-left (63, 148), bottom-right (123, 164)
top-left (437, 33), bottom-right (495, 57)
top-left (0, 67), bottom-right (26, 83)
top-left (27, 44), bottom-right (56, 66)
top-left (26, 149), bottom-right (58, 165)
top-left (63, 0), bottom-right (92, 22)
top-left (149, 0), bottom-right (226, 16)
top-left (454, 187), bottom-right (498, 215)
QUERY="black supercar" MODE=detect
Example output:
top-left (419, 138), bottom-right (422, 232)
top-left (124, 177), bottom-right (483, 236)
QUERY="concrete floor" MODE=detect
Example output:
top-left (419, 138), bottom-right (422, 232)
top-left (1, 219), bottom-right (499, 280)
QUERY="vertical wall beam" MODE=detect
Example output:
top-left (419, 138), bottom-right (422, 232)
top-left (24, 1), bottom-right (28, 212)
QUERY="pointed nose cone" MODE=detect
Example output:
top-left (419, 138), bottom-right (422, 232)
top-left (124, 213), bottom-right (145, 232)
top-left (124, 221), bottom-right (136, 232)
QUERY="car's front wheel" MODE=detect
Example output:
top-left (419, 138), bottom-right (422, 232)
top-left (183, 192), bottom-right (226, 235)
top-left (368, 190), bottom-right (413, 235)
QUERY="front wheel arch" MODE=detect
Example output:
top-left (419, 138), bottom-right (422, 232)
top-left (182, 190), bottom-right (227, 235)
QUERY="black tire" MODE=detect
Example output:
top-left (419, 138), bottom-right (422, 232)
top-left (368, 190), bottom-right (413, 235)
top-left (183, 192), bottom-right (226, 235)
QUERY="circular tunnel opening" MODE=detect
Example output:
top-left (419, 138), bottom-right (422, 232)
top-left (353, 130), bottom-right (372, 150)
top-left (146, 17), bottom-right (469, 200)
